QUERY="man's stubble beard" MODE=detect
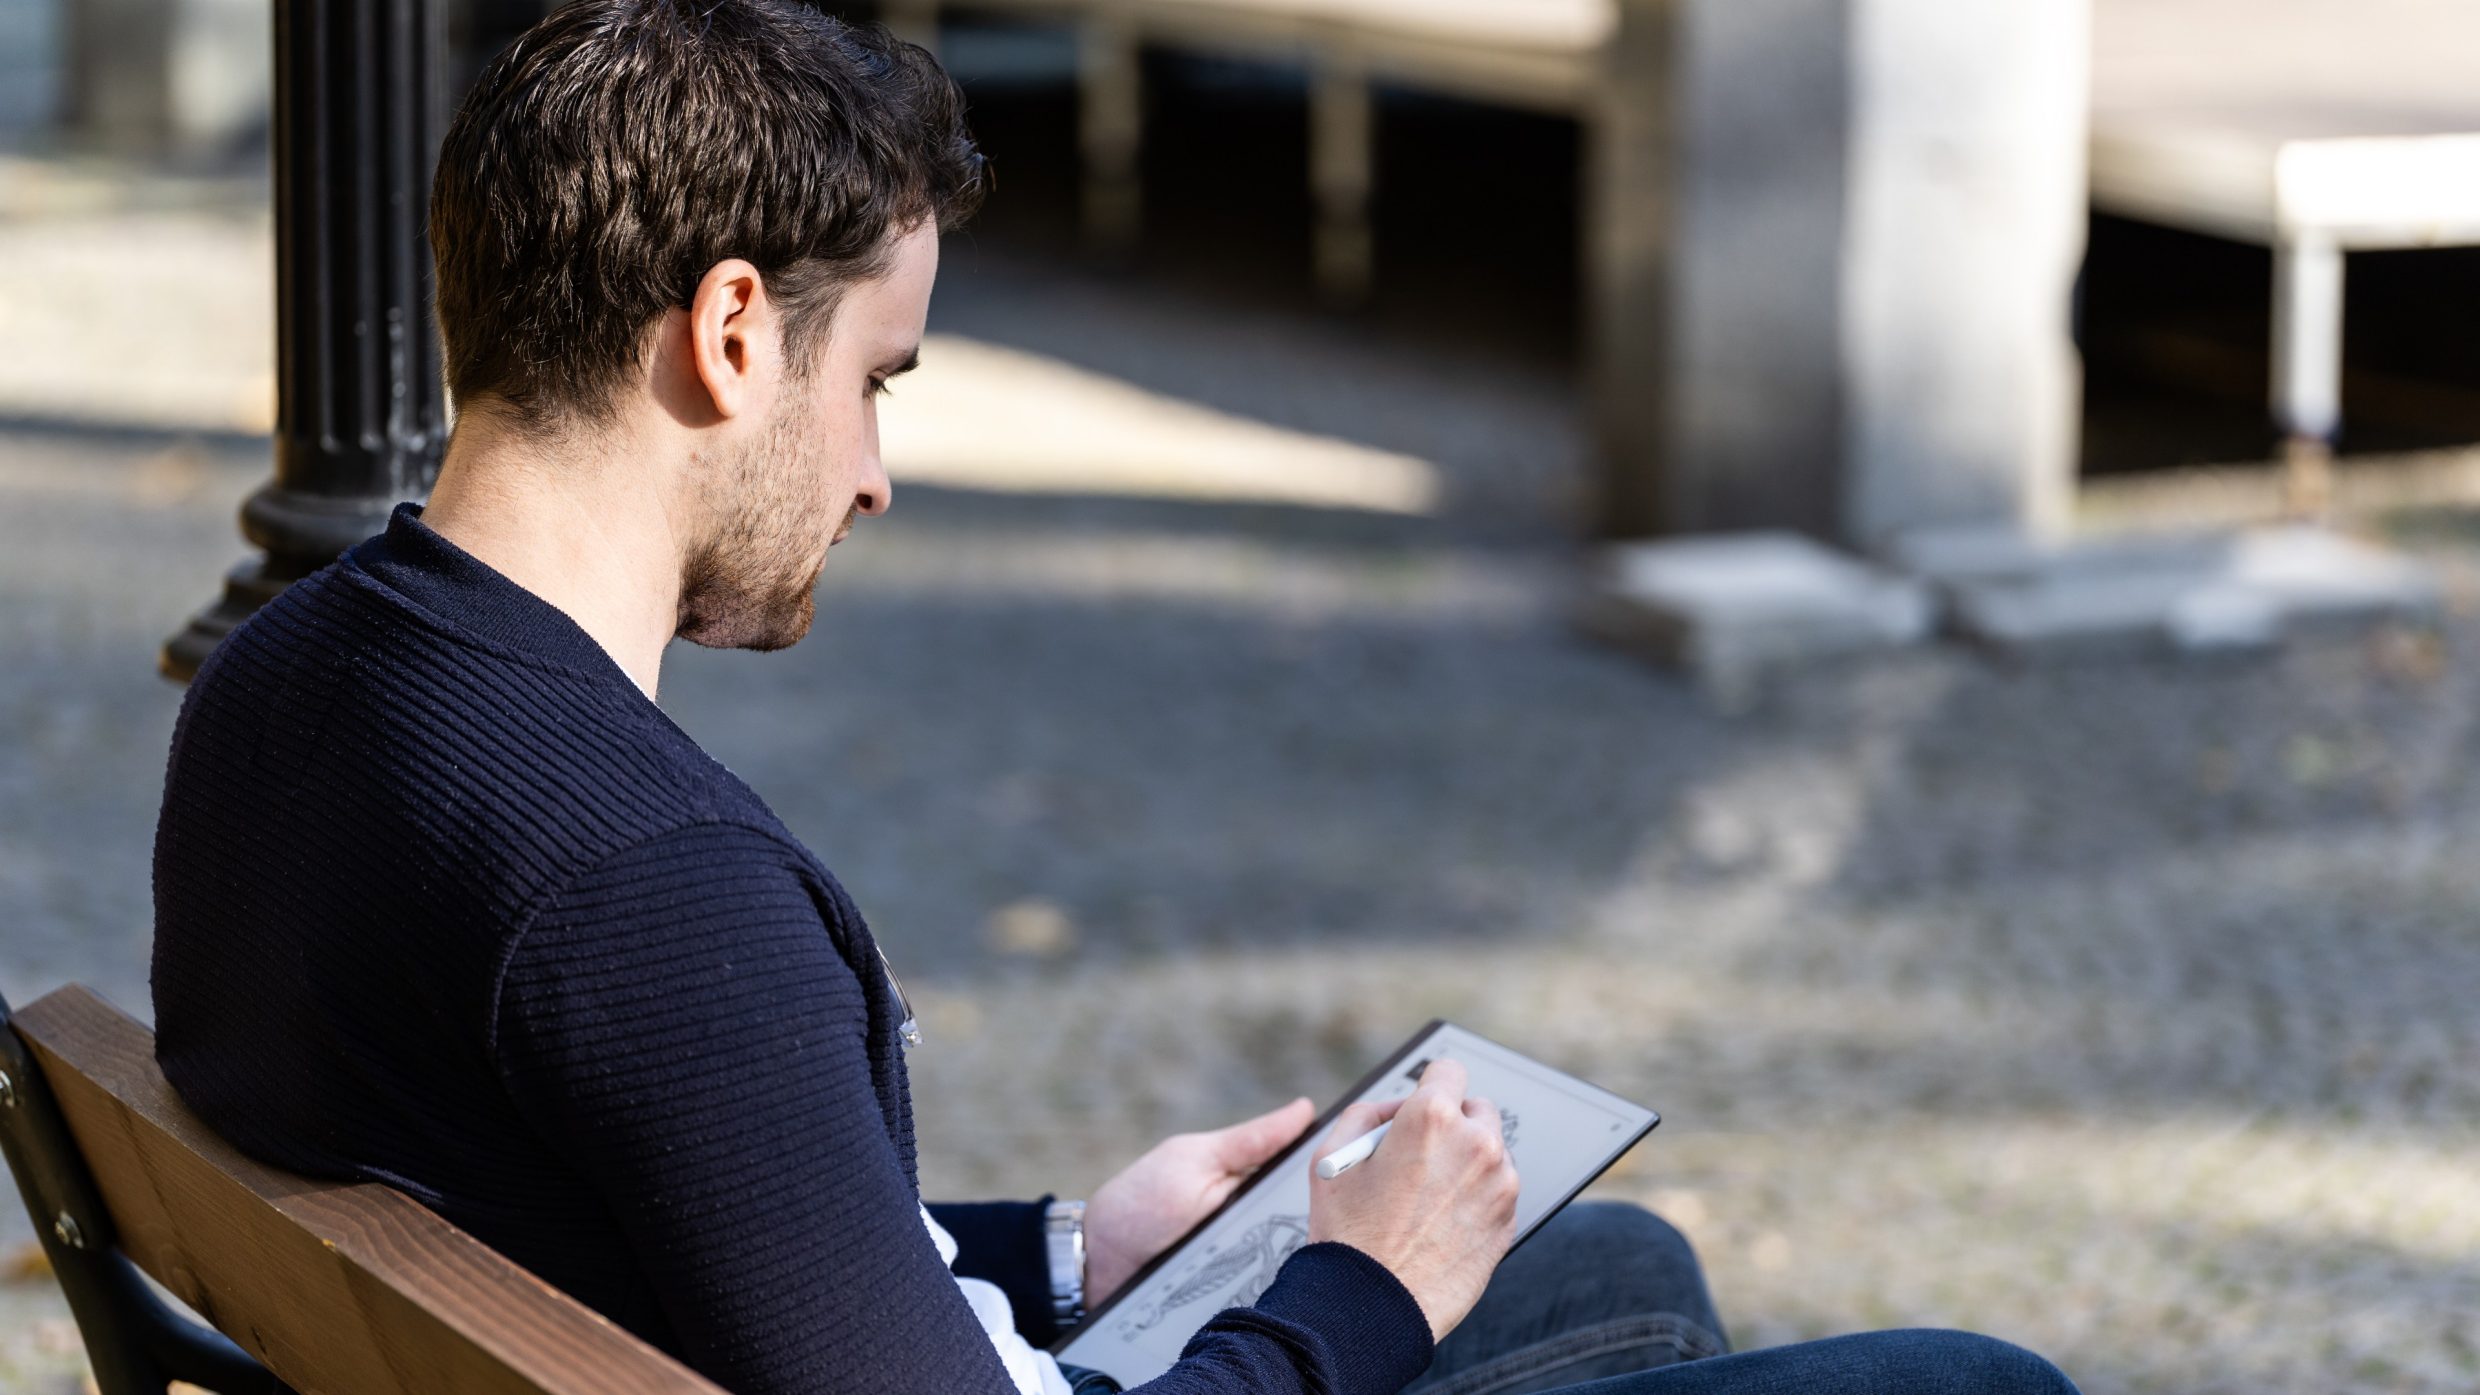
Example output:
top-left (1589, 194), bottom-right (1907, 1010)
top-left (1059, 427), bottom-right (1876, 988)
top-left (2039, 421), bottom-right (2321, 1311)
top-left (674, 390), bottom-right (847, 653)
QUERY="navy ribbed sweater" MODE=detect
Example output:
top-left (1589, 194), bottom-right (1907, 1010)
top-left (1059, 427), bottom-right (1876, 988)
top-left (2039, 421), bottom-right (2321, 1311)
top-left (149, 502), bottom-right (1434, 1395)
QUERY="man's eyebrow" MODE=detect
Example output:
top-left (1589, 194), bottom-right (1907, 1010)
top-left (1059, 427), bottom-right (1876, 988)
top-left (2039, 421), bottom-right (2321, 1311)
top-left (879, 347), bottom-right (921, 378)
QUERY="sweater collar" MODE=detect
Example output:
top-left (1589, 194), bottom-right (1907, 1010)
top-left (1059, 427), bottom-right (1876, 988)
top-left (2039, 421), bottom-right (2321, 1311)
top-left (346, 501), bottom-right (644, 693)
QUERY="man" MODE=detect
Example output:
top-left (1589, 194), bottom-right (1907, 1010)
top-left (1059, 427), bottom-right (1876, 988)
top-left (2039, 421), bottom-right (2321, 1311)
top-left (151, 5), bottom-right (2078, 1395)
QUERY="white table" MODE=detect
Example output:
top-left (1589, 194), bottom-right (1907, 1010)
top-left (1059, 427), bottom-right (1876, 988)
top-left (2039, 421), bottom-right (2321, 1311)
top-left (2091, 0), bottom-right (2480, 498)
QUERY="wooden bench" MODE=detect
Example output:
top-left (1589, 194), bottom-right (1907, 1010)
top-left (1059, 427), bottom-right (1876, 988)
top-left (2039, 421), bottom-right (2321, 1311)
top-left (0, 984), bottom-right (729, 1395)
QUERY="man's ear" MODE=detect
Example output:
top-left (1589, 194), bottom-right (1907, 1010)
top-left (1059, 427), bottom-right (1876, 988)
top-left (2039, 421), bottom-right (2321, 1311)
top-left (685, 258), bottom-right (776, 421)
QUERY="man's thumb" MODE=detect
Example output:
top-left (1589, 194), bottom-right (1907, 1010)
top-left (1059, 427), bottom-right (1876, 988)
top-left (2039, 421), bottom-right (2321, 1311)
top-left (1214, 1096), bottom-right (1315, 1169)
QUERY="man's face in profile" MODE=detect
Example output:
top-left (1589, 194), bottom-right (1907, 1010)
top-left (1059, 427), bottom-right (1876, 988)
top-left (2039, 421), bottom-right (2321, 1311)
top-left (676, 222), bottom-right (939, 652)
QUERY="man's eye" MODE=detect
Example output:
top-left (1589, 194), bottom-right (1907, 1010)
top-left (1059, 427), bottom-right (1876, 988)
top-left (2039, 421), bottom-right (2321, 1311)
top-left (865, 377), bottom-right (892, 400)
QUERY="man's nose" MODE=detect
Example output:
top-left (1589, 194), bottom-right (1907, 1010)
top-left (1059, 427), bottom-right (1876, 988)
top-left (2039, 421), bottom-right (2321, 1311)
top-left (855, 455), bottom-right (893, 516)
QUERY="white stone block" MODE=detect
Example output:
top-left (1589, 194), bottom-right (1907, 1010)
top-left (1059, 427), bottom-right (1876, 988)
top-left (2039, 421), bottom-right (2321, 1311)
top-left (2212, 526), bottom-right (2443, 625)
top-left (1583, 532), bottom-right (1933, 689)
top-left (1904, 523), bottom-right (2440, 656)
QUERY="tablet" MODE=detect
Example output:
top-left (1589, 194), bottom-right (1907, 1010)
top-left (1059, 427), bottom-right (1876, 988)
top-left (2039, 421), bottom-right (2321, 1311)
top-left (1052, 1020), bottom-right (1660, 1386)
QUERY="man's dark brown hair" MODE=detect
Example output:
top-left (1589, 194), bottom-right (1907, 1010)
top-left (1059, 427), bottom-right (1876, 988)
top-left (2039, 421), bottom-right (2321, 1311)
top-left (429, 0), bottom-right (985, 431)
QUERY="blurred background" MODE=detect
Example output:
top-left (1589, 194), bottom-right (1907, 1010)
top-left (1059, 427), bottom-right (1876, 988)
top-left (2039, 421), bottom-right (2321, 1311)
top-left (3, 1), bottom-right (2478, 1393)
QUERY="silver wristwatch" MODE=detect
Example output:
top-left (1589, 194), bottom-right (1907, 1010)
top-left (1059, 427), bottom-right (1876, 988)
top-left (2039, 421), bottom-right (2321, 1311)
top-left (1043, 1198), bottom-right (1087, 1326)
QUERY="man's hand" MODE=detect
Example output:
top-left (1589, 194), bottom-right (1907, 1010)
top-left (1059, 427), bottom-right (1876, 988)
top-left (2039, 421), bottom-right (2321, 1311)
top-left (1083, 1096), bottom-right (1318, 1306)
top-left (1306, 1059), bottom-right (1519, 1343)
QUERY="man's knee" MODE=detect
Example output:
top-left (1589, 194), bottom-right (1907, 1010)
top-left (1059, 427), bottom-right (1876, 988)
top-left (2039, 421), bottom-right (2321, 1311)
top-left (1875, 1330), bottom-right (2079, 1395)
top-left (1502, 1199), bottom-right (1723, 1350)
top-left (1543, 1200), bottom-right (1703, 1274)
top-left (1547, 1196), bottom-right (1706, 1251)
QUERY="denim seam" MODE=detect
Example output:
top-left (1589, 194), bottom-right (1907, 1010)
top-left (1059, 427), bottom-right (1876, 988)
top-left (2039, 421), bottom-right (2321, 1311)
top-left (1414, 1312), bottom-right (1727, 1395)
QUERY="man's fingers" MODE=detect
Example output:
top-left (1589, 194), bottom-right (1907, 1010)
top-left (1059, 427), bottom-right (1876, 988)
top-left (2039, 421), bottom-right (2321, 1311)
top-left (1401, 1058), bottom-right (1469, 1126)
top-left (1213, 1096), bottom-right (1316, 1170)
top-left (1413, 1057), bottom-right (1468, 1096)
top-left (1317, 1061), bottom-right (1474, 1159)
top-left (1462, 1095), bottom-right (1508, 1159)
top-left (1322, 1097), bottom-right (1405, 1149)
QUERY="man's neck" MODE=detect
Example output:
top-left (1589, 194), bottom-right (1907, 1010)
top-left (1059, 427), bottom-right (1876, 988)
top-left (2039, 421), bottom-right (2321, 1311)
top-left (419, 411), bottom-right (683, 701)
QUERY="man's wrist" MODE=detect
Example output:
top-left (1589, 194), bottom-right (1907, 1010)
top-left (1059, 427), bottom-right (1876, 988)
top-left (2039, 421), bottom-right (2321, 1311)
top-left (1044, 1198), bottom-right (1087, 1325)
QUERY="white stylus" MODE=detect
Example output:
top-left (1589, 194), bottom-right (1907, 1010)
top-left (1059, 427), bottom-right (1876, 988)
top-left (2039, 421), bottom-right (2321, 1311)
top-left (1314, 1120), bottom-right (1391, 1179)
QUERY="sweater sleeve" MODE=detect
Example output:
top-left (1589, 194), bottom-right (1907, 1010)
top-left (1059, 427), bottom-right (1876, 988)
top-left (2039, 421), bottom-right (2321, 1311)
top-left (493, 824), bottom-right (1025, 1395)
top-left (921, 1200), bottom-right (1439, 1390)
top-left (1131, 1239), bottom-right (1438, 1395)
top-left (494, 823), bottom-right (1435, 1395)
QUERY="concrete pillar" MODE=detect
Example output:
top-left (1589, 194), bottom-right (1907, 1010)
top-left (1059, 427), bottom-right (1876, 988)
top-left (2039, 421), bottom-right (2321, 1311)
top-left (1308, 55), bottom-right (1375, 306)
top-left (1843, 0), bottom-right (2085, 548)
top-left (1586, 0), bottom-right (1683, 538)
top-left (1594, 0), bottom-right (2088, 551)
top-left (1078, 16), bottom-right (1143, 253)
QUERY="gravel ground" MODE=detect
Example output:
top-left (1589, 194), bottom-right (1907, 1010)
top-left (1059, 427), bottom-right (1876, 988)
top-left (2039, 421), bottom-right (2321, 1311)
top-left (2, 184), bottom-right (2476, 1395)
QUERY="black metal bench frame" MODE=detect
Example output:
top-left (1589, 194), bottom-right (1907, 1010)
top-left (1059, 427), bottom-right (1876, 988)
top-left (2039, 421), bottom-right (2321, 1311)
top-left (0, 987), bottom-right (292, 1395)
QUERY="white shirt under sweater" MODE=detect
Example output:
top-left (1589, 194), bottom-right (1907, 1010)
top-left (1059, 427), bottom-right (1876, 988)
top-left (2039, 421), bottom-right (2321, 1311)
top-left (922, 1203), bottom-right (1076, 1395)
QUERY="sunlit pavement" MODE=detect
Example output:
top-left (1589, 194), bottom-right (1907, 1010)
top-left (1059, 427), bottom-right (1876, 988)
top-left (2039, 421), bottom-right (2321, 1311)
top-left (2, 172), bottom-right (2477, 1395)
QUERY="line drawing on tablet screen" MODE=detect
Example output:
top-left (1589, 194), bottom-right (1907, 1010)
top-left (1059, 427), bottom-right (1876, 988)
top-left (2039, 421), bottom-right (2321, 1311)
top-left (1112, 1212), bottom-right (1309, 1337)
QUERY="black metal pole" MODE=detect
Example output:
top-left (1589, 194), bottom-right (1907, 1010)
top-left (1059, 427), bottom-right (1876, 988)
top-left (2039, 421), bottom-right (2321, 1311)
top-left (162, 0), bottom-right (446, 683)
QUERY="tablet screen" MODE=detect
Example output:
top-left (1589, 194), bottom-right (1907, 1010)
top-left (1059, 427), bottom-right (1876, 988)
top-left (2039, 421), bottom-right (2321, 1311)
top-left (1053, 1020), bottom-right (1659, 1386)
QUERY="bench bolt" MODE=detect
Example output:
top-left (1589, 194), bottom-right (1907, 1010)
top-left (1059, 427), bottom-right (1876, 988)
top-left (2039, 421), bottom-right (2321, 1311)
top-left (53, 1211), bottom-right (85, 1250)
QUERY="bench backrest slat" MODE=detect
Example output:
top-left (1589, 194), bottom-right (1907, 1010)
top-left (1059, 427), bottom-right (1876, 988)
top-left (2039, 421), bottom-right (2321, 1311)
top-left (14, 985), bottom-right (726, 1395)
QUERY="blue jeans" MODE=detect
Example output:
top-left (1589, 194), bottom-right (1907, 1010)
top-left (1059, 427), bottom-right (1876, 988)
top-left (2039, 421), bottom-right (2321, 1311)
top-left (1063, 1201), bottom-right (2078, 1395)
top-left (1402, 1202), bottom-right (2077, 1395)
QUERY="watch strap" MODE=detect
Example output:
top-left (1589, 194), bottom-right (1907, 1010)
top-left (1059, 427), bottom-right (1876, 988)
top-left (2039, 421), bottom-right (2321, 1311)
top-left (1043, 1198), bottom-right (1087, 1325)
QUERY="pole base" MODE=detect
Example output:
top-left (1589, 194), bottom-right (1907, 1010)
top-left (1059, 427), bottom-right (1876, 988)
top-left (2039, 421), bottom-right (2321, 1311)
top-left (159, 557), bottom-right (294, 684)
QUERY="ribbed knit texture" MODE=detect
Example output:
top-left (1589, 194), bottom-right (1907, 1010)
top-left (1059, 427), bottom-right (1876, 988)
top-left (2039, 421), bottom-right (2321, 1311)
top-left (150, 501), bottom-right (1435, 1395)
